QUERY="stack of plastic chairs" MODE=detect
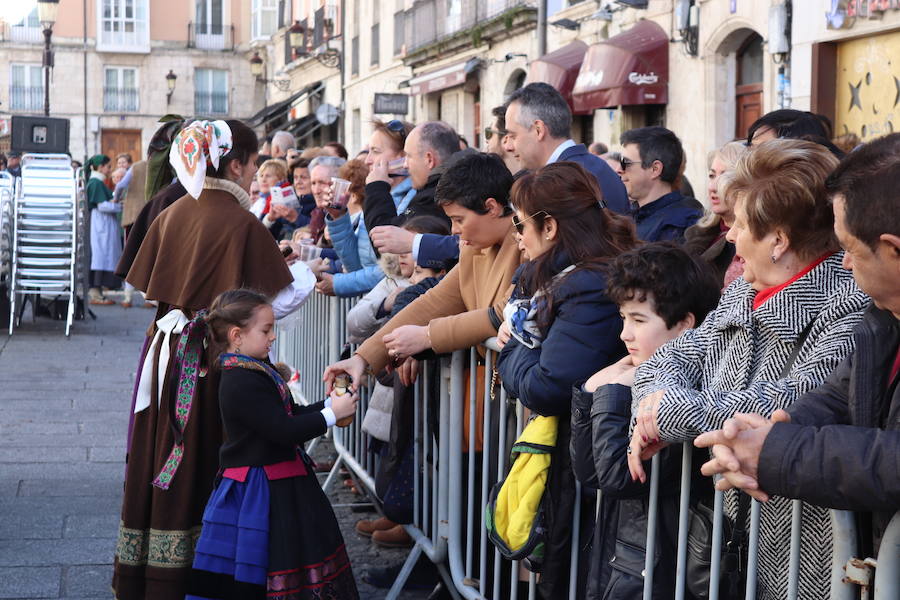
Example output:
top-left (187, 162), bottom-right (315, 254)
top-left (8, 154), bottom-right (78, 336)
top-left (0, 172), bottom-right (14, 299)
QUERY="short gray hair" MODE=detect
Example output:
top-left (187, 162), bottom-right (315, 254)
top-left (271, 130), bottom-right (296, 154)
top-left (416, 121), bottom-right (460, 164)
top-left (309, 155), bottom-right (346, 177)
top-left (507, 82), bottom-right (572, 139)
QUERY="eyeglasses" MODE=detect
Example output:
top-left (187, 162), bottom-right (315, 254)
top-left (619, 156), bottom-right (640, 171)
top-left (512, 210), bottom-right (548, 234)
top-left (484, 127), bottom-right (508, 141)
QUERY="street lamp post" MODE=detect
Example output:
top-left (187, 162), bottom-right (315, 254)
top-left (165, 70), bottom-right (178, 105)
top-left (37, 0), bottom-right (60, 117)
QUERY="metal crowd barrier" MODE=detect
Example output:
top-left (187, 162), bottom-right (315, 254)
top-left (277, 292), bottom-right (899, 600)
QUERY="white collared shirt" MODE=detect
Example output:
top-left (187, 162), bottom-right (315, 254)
top-left (546, 139), bottom-right (577, 165)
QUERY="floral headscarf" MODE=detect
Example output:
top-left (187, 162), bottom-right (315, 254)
top-left (168, 120), bottom-right (233, 199)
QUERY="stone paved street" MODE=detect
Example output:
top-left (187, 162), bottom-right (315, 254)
top-left (0, 304), bottom-right (433, 600)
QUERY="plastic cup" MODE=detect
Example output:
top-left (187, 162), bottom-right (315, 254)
top-left (330, 177), bottom-right (351, 209)
top-left (300, 245), bottom-right (322, 262)
top-left (387, 157), bottom-right (409, 178)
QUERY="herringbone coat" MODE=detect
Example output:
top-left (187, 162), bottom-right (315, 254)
top-left (633, 253), bottom-right (870, 599)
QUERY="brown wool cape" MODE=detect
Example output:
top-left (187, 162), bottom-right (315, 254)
top-left (112, 186), bottom-right (292, 600)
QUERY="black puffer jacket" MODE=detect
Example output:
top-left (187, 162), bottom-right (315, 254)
top-left (571, 383), bottom-right (710, 599)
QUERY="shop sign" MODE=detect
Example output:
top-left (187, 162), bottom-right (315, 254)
top-left (373, 93), bottom-right (409, 114)
top-left (827, 0), bottom-right (900, 29)
top-left (628, 72), bottom-right (659, 85)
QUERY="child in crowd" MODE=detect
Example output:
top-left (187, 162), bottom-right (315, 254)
top-left (570, 242), bottom-right (721, 600)
top-left (186, 289), bottom-right (360, 600)
top-left (353, 215), bottom-right (455, 549)
top-left (250, 158), bottom-right (289, 219)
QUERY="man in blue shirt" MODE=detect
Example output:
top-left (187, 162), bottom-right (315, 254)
top-left (619, 126), bottom-right (703, 243)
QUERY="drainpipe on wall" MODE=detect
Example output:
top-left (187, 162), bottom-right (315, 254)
top-left (537, 0), bottom-right (547, 56)
top-left (340, 0), bottom-right (346, 146)
top-left (83, 0), bottom-right (89, 162)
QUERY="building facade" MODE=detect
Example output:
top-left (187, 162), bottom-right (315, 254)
top-left (0, 0), bottom-right (265, 161)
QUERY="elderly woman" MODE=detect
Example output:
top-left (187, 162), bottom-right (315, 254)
top-left (684, 141), bottom-right (748, 289)
top-left (497, 162), bottom-right (638, 597)
top-left (627, 139), bottom-right (870, 599)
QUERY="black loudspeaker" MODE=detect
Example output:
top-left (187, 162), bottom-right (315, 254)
top-left (11, 116), bottom-right (70, 155)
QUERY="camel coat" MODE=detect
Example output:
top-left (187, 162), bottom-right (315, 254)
top-left (357, 228), bottom-right (523, 372)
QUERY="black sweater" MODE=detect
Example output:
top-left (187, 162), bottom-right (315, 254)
top-left (218, 366), bottom-right (328, 468)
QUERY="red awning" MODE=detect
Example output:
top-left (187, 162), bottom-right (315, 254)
top-left (572, 20), bottom-right (668, 112)
top-left (527, 40), bottom-right (589, 114)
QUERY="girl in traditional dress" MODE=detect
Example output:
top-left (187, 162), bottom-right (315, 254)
top-left (113, 120), bottom-right (317, 600)
top-left (85, 154), bottom-right (122, 305)
top-left (186, 289), bottom-right (359, 599)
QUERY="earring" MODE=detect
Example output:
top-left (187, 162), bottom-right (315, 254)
top-left (546, 236), bottom-right (551, 240)
top-left (236, 345), bottom-right (241, 354)
top-left (771, 255), bottom-right (777, 263)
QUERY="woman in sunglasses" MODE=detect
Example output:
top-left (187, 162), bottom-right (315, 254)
top-left (495, 161), bottom-right (638, 597)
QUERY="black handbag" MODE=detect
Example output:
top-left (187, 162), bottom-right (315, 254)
top-left (685, 317), bottom-right (815, 599)
top-left (685, 492), bottom-right (750, 599)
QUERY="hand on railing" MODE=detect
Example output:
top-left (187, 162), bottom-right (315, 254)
top-left (395, 356), bottom-right (419, 386)
top-left (496, 320), bottom-right (511, 348)
top-left (315, 272), bottom-right (335, 296)
top-left (628, 390), bottom-right (669, 483)
top-left (383, 324), bottom-right (430, 359)
top-left (694, 409), bottom-right (792, 502)
top-left (323, 354), bottom-right (368, 393)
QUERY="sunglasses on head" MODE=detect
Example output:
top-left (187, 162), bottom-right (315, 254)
top-left (512, 210), bottom-right (548, 234)
top-left (484, 127), bottom-right (508, 141)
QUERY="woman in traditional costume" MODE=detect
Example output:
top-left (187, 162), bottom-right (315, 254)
top-left (112, 120), bottom-right (317, 600)
top-left (185, 289), bottom-right (359, 599)
top-left (85, 154), bottom-right (123, 305)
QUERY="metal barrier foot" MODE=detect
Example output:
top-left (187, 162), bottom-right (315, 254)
top-left (385, 543), bottom-right (424, 600)
top-left (321, 453), bottom-right (345, 494)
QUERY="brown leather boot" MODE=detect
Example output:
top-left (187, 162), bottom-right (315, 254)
top-left (372, 524), bottom-right (413, 548)
top-left (355, 516), bottom-right (396, 538)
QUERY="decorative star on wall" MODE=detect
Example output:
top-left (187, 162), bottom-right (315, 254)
top-left (849, 80), bottom-right (863, 111)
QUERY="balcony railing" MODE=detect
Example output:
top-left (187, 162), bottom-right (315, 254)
top-left (9, 25), bottom-right (43, 43)
top-left (187, 22), bottom-right (235, 51)
top-left (408, 0), bottom-right (536, 53)
top-left (9, 85), bottom-right (44, 112)
top-left (103, 87), bottom-right (139, 112)
top-left (195, 91), bottom-right (229, 115)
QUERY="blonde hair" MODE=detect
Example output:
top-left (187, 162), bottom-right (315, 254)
top-left (698, 141), bottom-right (750, 227)
top-left (257, 158), bottom-right (288, 181)
top-left (729, 138), bottom-right (839, 260)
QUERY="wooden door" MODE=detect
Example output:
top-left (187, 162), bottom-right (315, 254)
top-left (100, 128), bottom-right (142, 162)
top-left (735, 84), bottom-right (763, 139)
top-left (735, 33), bottom-right (764, 140)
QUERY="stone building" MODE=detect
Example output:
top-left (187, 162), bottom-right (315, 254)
top-left (0, 0), bottom-right (264, 161)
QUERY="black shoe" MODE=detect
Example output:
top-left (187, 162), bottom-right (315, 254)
top-left (362, 557), bottom-right (438, 590)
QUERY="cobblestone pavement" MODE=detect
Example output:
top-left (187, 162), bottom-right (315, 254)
top-left (0, 302), bottom-right (433, 599)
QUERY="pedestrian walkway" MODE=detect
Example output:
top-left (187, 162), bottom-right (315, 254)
top-left (0, 304), bottom-right (435, 600)
top-left (0, 304), bottom-right (145, 599)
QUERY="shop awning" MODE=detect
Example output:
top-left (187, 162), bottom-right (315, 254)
top-left (246, 82), bottom-right (324, 129)
top-left (409, 58), bottom-right (483, 96)
top-left (572, 19), bottom-right (668, 112)
top-left (527, 40), bottom-right (588, 114)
